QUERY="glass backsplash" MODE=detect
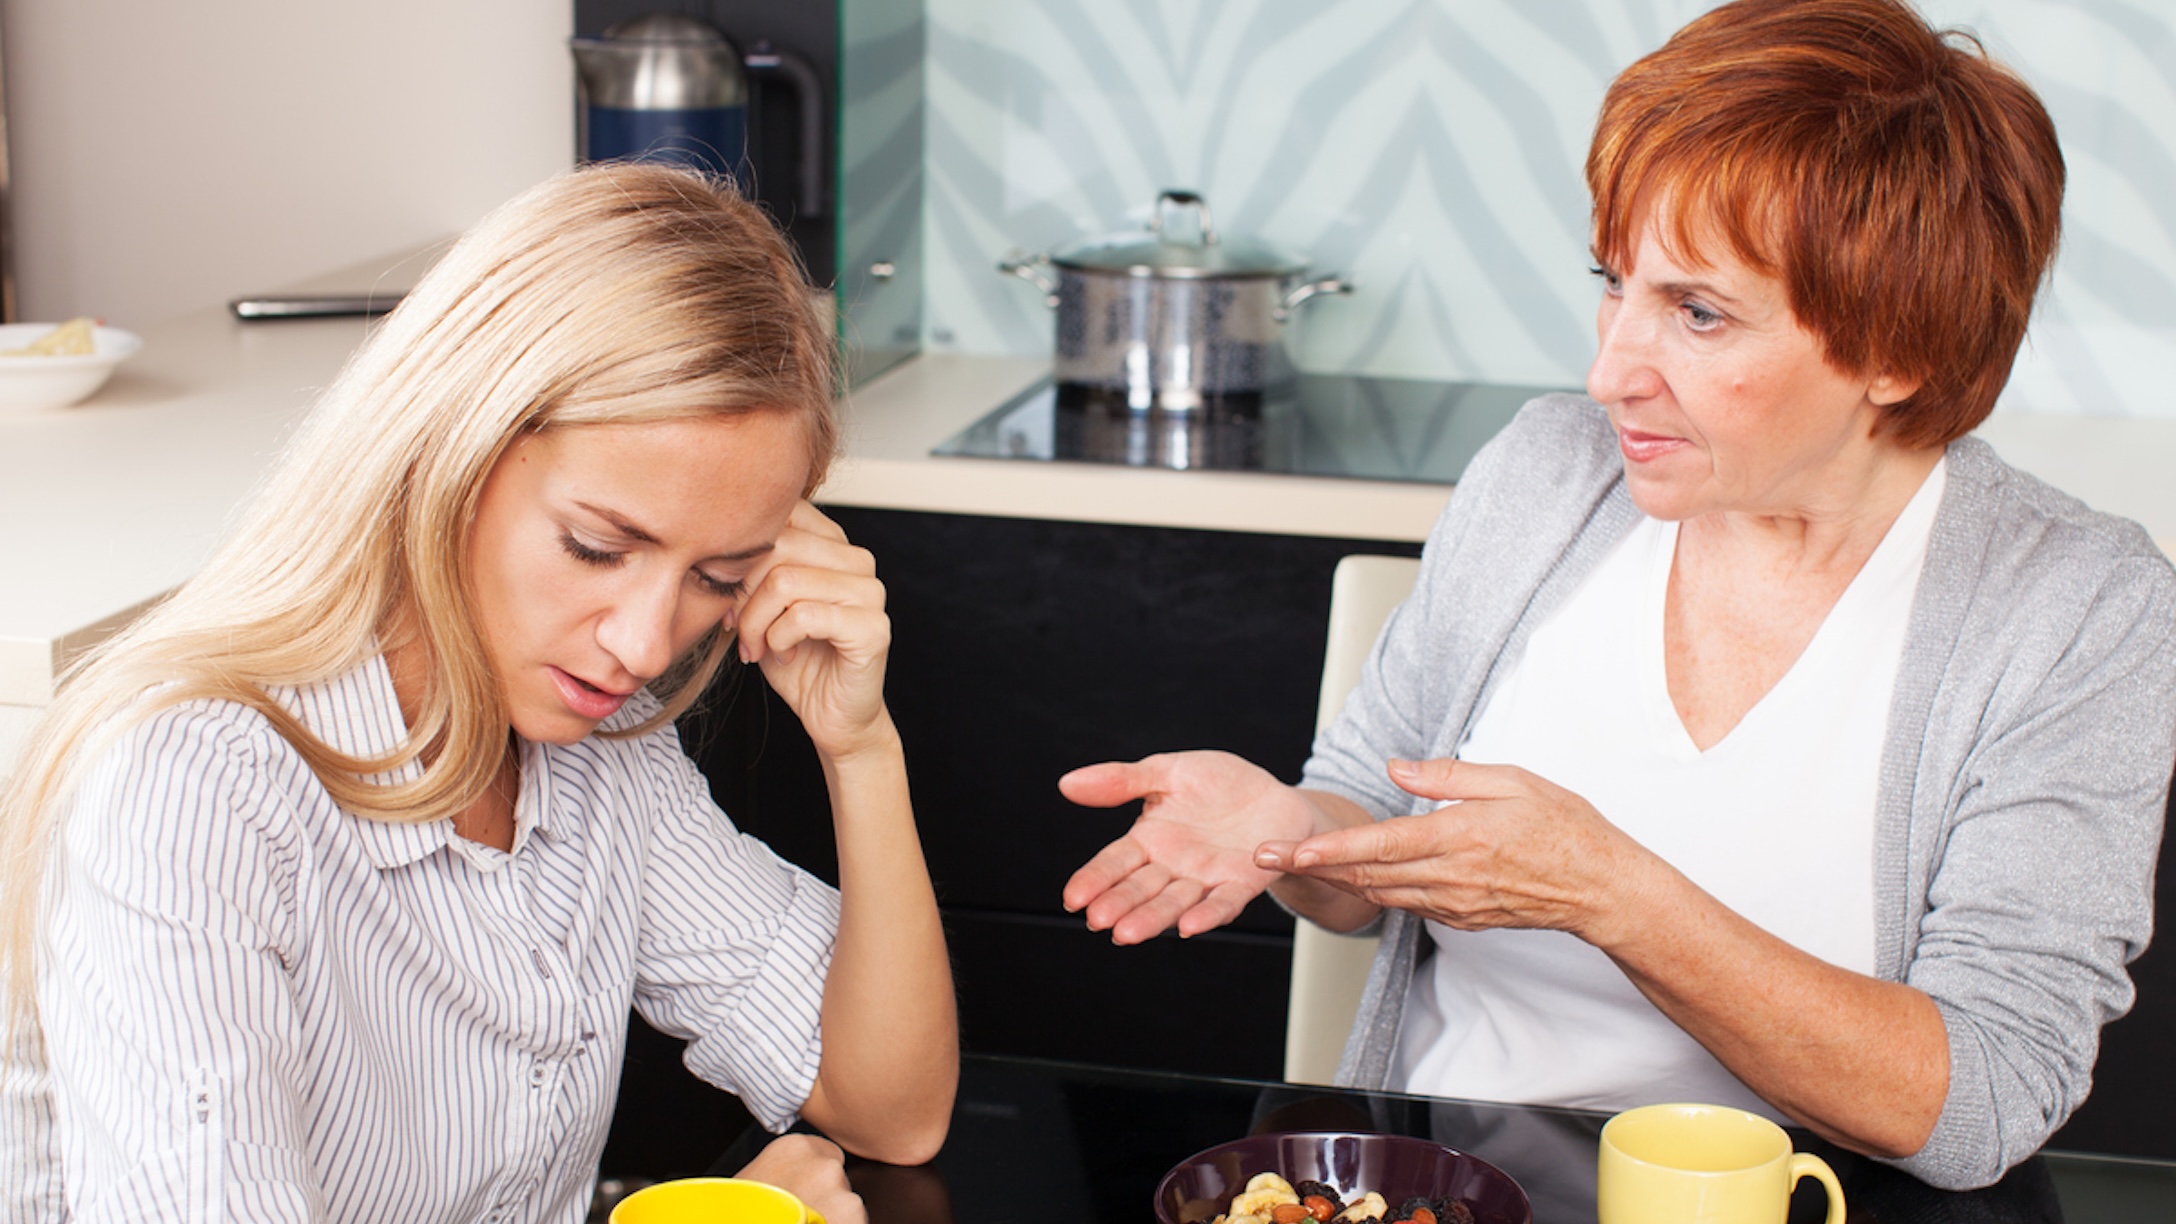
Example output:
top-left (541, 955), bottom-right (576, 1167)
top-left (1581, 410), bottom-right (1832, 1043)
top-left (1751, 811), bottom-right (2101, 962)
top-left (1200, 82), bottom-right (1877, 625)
top-left (840, 0), bottom-right (926, 385)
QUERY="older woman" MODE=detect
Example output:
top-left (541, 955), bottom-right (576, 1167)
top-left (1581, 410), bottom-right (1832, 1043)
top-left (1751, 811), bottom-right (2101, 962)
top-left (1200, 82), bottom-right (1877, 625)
top-left (1061, 0), bottom-right (2174, 1192)
top-left (1, 165), bottom-right (956, 1222)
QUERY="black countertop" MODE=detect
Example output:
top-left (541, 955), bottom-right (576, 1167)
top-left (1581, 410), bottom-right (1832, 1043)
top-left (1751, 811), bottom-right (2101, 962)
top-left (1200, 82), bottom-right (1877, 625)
top-left (933, 375), bottom-right (1567, 484)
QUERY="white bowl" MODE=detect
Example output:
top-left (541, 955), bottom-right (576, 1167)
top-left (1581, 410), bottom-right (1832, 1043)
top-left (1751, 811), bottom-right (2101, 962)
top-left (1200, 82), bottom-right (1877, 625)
top-left (0, 322), bottom-right (143, 411)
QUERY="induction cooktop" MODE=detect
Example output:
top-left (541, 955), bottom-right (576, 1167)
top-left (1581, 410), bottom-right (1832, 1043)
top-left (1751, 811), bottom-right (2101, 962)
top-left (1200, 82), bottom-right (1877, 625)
top-left (931, 374), bottom-right (1570, 486)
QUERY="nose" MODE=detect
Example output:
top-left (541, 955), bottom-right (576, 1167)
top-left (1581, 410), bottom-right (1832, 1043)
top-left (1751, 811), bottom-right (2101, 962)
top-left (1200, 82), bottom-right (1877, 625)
top-left (594, 575), bottom-right (681, 683)
top-left (1586, 296), bottom-right (1661, 407)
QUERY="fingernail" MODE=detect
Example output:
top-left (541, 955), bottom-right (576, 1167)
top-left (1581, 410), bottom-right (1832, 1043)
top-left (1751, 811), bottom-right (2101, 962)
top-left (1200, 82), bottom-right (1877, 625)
top-left (1294, 849), bottom-right (1320, 869)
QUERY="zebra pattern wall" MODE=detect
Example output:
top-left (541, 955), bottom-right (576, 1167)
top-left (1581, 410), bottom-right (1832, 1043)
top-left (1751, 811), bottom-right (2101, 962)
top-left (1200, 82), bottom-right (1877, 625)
top-left (919, 0), bottom-right (2176, 418)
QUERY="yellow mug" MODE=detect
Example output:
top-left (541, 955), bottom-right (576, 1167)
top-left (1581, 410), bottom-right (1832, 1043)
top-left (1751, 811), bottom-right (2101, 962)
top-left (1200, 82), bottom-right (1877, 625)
top-left (608, 1176), bottom-right (828, 1224)
top-left (1598, 1103), bottom-right (1844, 1224)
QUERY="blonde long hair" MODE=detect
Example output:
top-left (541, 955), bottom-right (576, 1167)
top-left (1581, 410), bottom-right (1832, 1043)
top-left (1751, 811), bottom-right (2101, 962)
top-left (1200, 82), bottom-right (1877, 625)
top-left (1, 163), bottom-right (838, 1013)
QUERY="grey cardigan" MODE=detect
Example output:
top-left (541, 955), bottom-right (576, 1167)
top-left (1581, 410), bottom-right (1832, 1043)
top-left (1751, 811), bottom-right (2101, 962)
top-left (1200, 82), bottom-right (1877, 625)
top-left (1300, 395), bottom-right (2176, 1190)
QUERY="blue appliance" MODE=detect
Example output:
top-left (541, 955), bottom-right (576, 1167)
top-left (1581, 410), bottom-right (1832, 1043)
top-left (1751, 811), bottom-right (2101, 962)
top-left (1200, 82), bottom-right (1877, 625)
top-left (571, 13), bottom-right (823, 216)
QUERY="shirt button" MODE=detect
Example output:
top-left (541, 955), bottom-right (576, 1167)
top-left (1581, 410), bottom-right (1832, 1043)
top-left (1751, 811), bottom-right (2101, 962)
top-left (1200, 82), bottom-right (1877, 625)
top-left (529, 1065), bottom-right (547, 1086)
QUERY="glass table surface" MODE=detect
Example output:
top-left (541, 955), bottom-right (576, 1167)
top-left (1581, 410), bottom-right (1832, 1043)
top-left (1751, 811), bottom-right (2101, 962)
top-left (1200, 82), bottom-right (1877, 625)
top-left (609, 1054), bottom-right (2176, 1223)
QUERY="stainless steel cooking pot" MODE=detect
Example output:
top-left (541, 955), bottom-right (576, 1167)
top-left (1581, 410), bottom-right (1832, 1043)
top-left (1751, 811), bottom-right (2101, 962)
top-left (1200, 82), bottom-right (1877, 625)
top-left (1000, 191), bottom-right (1351, 413)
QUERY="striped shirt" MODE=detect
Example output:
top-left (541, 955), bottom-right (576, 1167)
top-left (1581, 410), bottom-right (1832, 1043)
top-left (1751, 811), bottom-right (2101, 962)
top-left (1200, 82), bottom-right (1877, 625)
top-left (7, 654), bottom-right (840, 1222)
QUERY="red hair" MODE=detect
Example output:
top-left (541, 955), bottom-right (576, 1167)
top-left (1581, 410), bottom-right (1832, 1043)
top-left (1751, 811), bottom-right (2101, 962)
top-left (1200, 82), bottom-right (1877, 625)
top-left (1587, 0), bottom-right (2064, 447)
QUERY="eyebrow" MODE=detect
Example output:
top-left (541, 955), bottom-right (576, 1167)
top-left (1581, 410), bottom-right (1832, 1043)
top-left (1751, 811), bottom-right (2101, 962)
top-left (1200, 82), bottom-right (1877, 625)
top-left (1591, 249), bottom-right (1750, 310)
top-left (572, 500), bottom-right (776, 563)
top-left (1654, 278), bottom-right (1746, 308)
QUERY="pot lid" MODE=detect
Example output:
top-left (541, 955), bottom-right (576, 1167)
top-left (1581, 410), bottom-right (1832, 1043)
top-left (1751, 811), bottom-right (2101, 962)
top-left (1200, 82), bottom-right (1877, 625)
top-left (1052, 191), bottom-right (1307, 279)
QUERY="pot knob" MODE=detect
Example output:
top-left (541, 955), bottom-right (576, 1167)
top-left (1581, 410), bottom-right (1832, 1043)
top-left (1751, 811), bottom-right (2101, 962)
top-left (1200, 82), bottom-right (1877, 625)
top-left (1150, 190), bottom-right (1218, 246)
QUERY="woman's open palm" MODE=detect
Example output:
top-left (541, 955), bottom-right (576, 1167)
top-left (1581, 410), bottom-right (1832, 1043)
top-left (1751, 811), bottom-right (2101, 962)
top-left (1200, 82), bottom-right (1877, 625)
top-left (1060, 750), bottom-right (1323, 944)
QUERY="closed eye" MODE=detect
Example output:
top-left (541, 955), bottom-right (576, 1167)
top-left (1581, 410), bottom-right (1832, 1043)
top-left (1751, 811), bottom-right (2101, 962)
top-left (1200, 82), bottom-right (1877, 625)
top-left (694, 571), bottom-right (747, 600)
top-left (560, 532), bottom-right (624, 568)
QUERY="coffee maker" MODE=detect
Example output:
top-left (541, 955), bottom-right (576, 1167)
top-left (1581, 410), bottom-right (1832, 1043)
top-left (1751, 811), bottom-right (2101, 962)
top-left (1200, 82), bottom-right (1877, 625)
top-left (573, 15), bottom-right (825, 210)
top-left (573, 2), bottom-right (840, 286)
top-left (570, 1), bottom-right (923, 386)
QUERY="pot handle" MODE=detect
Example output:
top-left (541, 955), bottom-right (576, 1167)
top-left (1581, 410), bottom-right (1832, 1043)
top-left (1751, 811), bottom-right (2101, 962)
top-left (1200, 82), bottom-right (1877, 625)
top-left (997, 253), bottom-right (1061, 308)
top-left (1151, 190), bottom-right (1217, 246)
top-left (1276, 275), bottom-right (1355, 322)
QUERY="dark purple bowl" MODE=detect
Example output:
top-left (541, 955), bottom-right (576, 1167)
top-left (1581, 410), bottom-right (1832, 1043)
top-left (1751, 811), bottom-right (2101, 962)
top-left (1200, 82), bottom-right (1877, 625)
top-left (1154, 1131), bottom-right (1532, 1224)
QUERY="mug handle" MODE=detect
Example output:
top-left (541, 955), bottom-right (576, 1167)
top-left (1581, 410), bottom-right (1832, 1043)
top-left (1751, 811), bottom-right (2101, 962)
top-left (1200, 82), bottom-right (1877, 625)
top-left (1789, 1153), bottom-right (1846, 1224)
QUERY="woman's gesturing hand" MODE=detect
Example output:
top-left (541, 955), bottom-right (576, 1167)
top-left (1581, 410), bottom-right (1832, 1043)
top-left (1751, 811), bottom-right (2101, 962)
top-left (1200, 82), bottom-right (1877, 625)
top-left (733, 501), bottom-right (894, 762)
top-left (1261, 757), bottom-right (1652, 943)
top-left (1060, 751), bottom-right (1327, 944)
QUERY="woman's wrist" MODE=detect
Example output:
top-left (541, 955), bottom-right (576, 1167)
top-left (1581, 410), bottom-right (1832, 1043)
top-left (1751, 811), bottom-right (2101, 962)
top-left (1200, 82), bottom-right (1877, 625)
top-left (1271, 874), bottom-right (1381, 933)
top-left (1273, 788), bottom-right (1388, 931)
top-left (812, 710), bottom-right (906, 776)
top-left (1573, 842), bottom-right (1698, 960)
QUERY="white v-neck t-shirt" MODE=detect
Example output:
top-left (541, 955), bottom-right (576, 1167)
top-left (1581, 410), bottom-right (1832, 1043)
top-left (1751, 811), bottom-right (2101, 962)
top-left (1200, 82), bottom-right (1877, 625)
top-left (1397, 458), bottom-right (1946, 1116)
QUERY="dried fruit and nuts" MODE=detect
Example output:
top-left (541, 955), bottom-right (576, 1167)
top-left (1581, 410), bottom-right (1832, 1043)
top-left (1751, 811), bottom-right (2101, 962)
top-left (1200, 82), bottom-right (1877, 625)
top-left (1204, 1172), bottom-right (1475, 1224)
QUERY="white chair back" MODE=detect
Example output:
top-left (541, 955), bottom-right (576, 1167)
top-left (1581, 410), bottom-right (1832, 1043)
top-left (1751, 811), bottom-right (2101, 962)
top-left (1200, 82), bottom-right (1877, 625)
top-left (1283, 553), bottom-right (1421, 1085)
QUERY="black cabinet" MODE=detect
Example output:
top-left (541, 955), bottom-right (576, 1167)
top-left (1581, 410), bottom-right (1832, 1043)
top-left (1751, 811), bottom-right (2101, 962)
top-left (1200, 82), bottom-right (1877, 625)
top-left (684, 506), bottom-right (1417, 1071)
top-left (600, 505), bottom-right (1416, 1176)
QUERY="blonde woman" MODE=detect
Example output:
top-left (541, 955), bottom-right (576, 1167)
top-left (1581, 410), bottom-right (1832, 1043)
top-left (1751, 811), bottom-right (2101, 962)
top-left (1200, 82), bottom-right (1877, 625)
top-left (0, 164), bottom-right (955, 1223)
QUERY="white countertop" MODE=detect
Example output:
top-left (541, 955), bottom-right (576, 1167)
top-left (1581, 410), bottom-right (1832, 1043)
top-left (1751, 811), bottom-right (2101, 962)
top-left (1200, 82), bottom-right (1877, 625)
top-left (2, 297), bottom-right (395, 707)
top-left (6, 244), bottom-right (2173, 721)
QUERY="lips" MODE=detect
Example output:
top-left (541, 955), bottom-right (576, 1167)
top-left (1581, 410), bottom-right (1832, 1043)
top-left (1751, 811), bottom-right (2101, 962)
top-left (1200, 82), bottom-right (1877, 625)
top-left (549, 666), bottom-right (634, 721)
top-left (1616, 425), bottom-right (1688, 465)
